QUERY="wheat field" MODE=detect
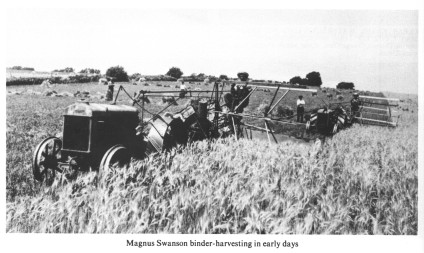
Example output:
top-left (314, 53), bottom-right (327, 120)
top-left (6, 82), bottom-right (418, 234)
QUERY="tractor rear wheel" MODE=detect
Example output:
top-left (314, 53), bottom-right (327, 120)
top-left (32, 137), bottom-right (62, 186)
top-left (99, 145), bottom-right (131, 185)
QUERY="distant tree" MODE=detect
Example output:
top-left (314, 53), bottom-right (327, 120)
top-left (53, 67), bottom-right (74, 73)
top-left (337, 82), bottom-right (355, 90)
top-left (188, 73), bottom-right (198, 81)
top-left (65, 67), bottom-right (74, 73)
top-left (208, 76), bottom-right (218, 82)
top-left (166, 67), bottom-right (183, 79)
top-left (219, 74), bottom-right (229, 80)
top-left (305, 71), bottom-right (322, 87)
top-left (79, 68), bottom-right (100, 74)
top-left (11, 66), bottom-right (34, 71)
top-left (130, 73), bottom-right (142, 80)
top-left (237, 72), bottom-right (249, 81)
top-left (106, 65), bottom-right (129, 82)
top-left (22, 67), bottom-right (35, 71)
top-left (289, 76), bottom-right (303, 85)
top-left (197, 73), bottom-right (206, 80)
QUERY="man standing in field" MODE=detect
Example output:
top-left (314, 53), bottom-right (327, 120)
top-left (105, 80), bottom-right (115, 101)
top-left (297, 95), bottom-right (305, 123)
top-left (179, 83), bottom-right (187, 98)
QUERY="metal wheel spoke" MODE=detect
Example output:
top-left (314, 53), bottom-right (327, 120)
top-left (44, 143), bottom-right (49, 156)
top-left (45, 168), bottom-right (54, 177)
top-left (45, 170), bottom-right (55, 186)
top-left (53, 147), bottom-right (61, 156)
top-left (53, 141), bottom-right (57, 156)
top-left (41, 168), bottom-right (47, 176)
top-left (53, 167), bottom-right (63, 173)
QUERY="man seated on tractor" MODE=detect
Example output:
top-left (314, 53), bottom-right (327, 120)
top-left (224, 83), bottom-right (251, 113)
top-left (226, 83), bottom-right (241, 111)
top-left (351, 92), bottom-right (361, 117)
top-left (228, 83), bottom-right (237, 109)
top-left (235, 83), bottom-right (251, 113)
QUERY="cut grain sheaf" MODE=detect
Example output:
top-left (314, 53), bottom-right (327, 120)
top-left (162, 94), bottom-right (177, 105)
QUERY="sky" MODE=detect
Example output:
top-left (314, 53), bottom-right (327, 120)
top-left (5, 9), bottom-right (418, 94)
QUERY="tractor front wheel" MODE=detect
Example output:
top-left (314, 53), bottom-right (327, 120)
top-left (32, 137), bottom-right (62, 186)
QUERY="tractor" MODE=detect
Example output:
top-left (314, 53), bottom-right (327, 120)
top-left (35, 81), bottom-right (397, 186)
top-left (32, 99), bottom-right (215, 186)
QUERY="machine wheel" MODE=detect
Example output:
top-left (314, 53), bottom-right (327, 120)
top-left (305, 120), bottom-right (311, 131)
top-left (332, 123), bottom-right (338, 134)
top-left (99, 145), bottom-right (131, 183)
top-left (32, 137), bottom-right (62, 186)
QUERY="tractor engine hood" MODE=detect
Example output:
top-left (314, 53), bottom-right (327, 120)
top-left (64, 102), bottom-right (139, 117)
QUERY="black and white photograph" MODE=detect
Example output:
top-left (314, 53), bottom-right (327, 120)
top-left (2, 0), bottom-right (423, 252)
